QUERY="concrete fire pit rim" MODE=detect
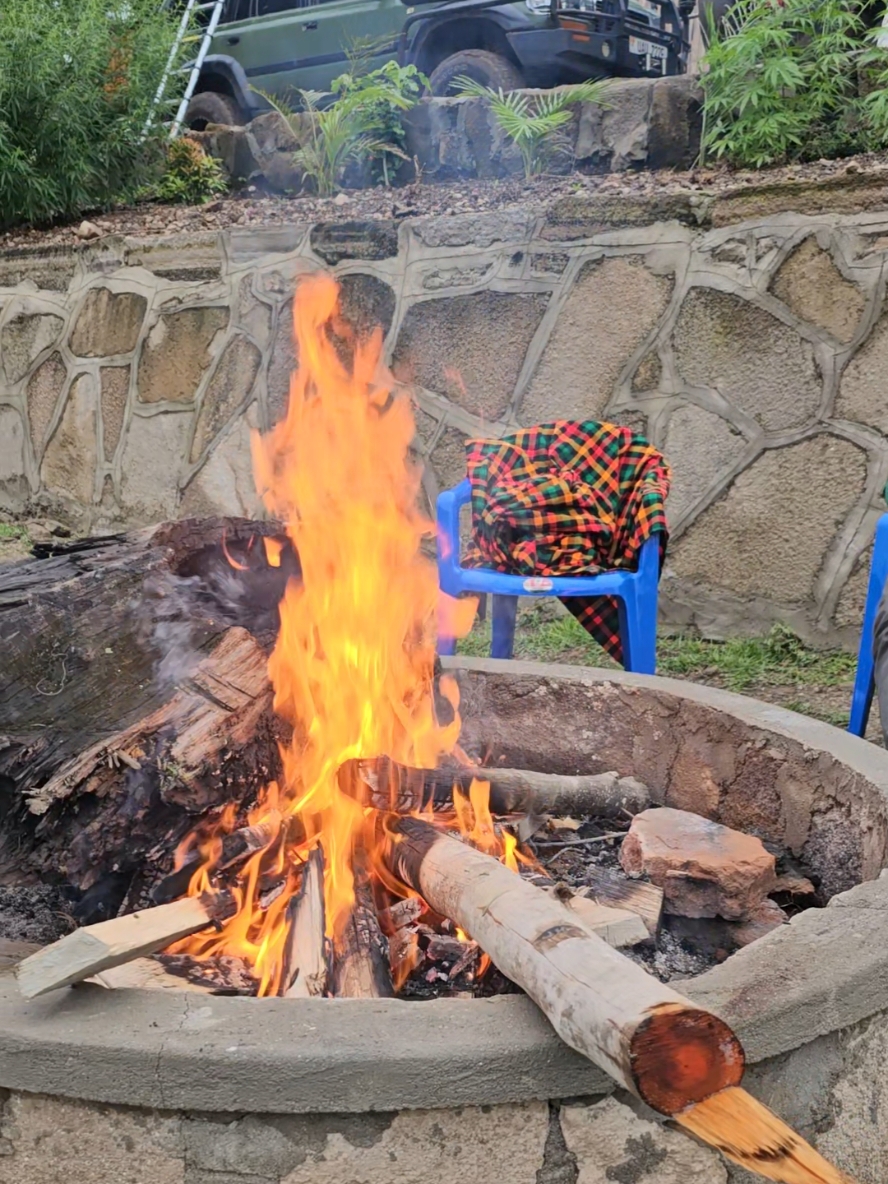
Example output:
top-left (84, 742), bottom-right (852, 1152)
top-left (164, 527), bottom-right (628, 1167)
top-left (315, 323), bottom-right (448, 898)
top-left (442, 655), bottom-right (888, 793)
top-left (1, 658), bottom-right (888, 1115)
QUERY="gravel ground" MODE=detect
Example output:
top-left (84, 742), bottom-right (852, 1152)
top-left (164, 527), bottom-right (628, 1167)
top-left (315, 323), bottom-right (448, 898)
top-left (3, 150), bottom-right (888, 251)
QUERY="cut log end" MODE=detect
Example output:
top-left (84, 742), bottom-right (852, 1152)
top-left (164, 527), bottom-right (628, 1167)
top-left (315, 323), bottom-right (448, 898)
top-left (676, 1086), bottom-right (858, 1184)
top-left (629, 1002), bottom-right (745, 1116)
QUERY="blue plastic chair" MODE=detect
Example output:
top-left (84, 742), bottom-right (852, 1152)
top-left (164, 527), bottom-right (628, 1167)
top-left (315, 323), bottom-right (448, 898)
top-left (436, 478), bottom-right (661, 673)
top-left (848, 514), bottom-right (888, 736)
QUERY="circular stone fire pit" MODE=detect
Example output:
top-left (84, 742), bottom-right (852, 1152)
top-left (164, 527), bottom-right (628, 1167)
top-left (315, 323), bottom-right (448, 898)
top-left (2, 658), bottom-right (888, 1184)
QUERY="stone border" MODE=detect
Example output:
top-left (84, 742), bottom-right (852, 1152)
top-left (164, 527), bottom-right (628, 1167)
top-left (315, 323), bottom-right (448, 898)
top-left (0, 658), bottom-right (887, 1114)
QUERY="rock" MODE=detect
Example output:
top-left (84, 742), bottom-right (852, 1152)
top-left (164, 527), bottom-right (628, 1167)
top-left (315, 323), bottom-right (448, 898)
top-left (333, 192), bottom-right (351, 206)
top-left (75, 221), bottom-right (101, 240)
top-left (619, 807), bottom-right (777, 920)
top-left (728, 898), bottom-right (788, 948)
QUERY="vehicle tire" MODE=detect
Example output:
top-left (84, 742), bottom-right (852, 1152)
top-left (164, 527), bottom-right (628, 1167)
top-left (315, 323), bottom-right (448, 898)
top-left (428, 49), bottom-right (524, 97)
top-left (184, 90), bottom-right (242, 131)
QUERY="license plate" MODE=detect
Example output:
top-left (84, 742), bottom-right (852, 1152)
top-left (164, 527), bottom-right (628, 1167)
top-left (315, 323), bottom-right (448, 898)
top-left (630, 35), bottom-right (667, 58)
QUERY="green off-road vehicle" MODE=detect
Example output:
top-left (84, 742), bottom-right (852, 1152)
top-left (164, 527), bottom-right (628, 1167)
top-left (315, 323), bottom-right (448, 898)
top-left (184, 0), bottom-right (691, 128)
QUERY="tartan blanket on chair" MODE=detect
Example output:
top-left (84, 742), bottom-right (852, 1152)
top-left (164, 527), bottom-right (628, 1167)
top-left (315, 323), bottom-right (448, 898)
top-left (463, 420), bottom-right (671, 665)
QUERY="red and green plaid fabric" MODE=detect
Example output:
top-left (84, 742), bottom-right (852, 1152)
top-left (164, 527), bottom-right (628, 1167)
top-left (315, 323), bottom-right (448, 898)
top-left (463, 420), bottom-right (671, 664)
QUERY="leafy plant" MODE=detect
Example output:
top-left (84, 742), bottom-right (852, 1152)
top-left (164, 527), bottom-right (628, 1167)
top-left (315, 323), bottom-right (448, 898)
top-left (454, 77), bottom-right (610, 179)
top-left (0, 0), bottom-right (193, 230)
top-left (155, 137), bottom-right (227, 204)
top-left (700, 0), bottom-right (885, 168)
top-left (330, 60), bottom-right (428, 185)
top-left (265, 61), bottom-right (425, 196)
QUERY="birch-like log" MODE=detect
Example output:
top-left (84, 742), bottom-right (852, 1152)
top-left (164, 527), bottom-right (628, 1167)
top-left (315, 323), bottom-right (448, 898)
top-left (15, 892), bottom-right (235, 1000)
top-left (381, 816), bottom-right (741, 1116)
top-left (350, 757), bottom-right (649, 818)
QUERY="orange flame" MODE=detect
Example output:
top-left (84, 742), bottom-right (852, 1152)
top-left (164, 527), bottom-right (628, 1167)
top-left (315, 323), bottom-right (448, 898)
top-left (168, 273), bottom-right (528, 996)
top-left (263, 537), bottom-right (283, 568)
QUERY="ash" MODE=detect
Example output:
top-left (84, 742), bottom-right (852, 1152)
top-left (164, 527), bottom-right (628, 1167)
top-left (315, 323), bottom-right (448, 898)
top-left (0, 885), bottom-right (74, 945)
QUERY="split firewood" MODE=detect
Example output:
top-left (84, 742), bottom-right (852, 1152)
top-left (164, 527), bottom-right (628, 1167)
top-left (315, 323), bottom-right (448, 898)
top-left (558, 894), bottom-right (651, 950)
top-left (576, 866), bottom-right (664, 935)
top-left (380, 816), bottom-right (855, 1184)
top-left (348, 756), bottom-right (650, 818)
top-left (281, 846), bottom-right (328, 998)
top-left (15, 891), bottom-right (236, 1000)
top-left (151, 811), bottom-right (285, 905)
top-left (378, 897), bottom-right (424, 931)
top-left (87, 956), bottom-right (214, 994)
top-left (331, 846), bottom-right (393, 999)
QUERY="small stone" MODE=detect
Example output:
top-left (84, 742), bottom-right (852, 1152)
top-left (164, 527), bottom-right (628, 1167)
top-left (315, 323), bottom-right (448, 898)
top-left (728, 898), bottom-right (787, 948)
top-left (620, 807), bottom-right (777, 920)
top-left (333, 191), bottom-right (351, 206)
top-left (75, 220), bottom-right (101, 240)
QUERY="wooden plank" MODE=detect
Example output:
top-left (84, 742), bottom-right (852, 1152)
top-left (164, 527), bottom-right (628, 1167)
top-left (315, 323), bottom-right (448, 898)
top-left (88, 957), bottom-right (213, 993)
top-left (15, 892), bottom-right (235, 1000)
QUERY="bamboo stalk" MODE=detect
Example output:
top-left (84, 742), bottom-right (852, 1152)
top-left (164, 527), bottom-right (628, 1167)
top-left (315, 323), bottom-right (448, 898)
top-left (15, 891), bottom-right (235, 1000)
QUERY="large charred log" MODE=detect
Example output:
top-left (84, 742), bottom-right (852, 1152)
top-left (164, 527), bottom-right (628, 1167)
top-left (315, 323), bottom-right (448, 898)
top-left (0, 518), bottom-right (297, 902)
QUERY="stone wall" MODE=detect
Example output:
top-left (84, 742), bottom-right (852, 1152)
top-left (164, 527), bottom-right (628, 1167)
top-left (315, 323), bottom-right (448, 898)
top-left (204, 76), bottom-right (702, 190)
top-left (4, 174), bottom-right (888, 644)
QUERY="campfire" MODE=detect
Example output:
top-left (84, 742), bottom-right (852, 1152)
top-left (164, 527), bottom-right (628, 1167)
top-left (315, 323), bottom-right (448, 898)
top-left (9, 273), bottom-right (857, 1184)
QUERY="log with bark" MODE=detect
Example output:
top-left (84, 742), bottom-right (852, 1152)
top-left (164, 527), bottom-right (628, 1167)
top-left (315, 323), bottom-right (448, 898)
top-left (15, 891), bottom-right (236, 999)
top-left (331, 846), bottom-right (393, 999)
top-left (380, 816), bottom-right (855, 1184)
top-left (348, 756), bottom-right (650, 818)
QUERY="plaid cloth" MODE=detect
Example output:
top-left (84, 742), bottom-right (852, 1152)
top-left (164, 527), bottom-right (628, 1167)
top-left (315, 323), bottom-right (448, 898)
top-left (463, 420), bottom-right (670, 665)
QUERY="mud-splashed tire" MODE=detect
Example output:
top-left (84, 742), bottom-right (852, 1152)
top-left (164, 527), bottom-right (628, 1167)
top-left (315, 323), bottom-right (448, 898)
top-left (428, 50), bottom-right (524, 97)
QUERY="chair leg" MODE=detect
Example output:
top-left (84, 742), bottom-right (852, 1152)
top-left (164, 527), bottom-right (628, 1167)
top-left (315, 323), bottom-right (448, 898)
top-left (849, 650), bottom-right (875, 737)
top-left (491, 595), bottom-right (518, 660)
top-left (619, 592), bottom-right (657, 675)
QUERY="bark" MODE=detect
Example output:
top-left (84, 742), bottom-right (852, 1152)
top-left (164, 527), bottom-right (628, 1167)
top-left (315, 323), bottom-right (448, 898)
top-left (381, 816), bottom-right (744, 1117)
top-left (348, 757), bottom-right (650, 818)
top-left (15, 891), bottom-right (235, 1000)
top-left (331, 846), bottom-right (393, 999)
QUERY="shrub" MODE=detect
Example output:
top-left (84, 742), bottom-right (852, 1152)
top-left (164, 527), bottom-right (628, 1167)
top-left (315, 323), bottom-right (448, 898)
top-left (156, 137), bottom-right (227, 204)
top-left (266, 61), bottom-right (426, 196)
top-left (0, 0), bottom-right (190, 230)
top-left (701, 0), bottom-right (888, 168)
top-left (453, 77), bottom-right (610, 180)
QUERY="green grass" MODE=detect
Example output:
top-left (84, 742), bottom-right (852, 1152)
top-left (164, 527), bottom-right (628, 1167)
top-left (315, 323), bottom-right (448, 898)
top-left (457, 609), bottom-right (856, 695)
top-left (0, 523), bottom-right (27, 540)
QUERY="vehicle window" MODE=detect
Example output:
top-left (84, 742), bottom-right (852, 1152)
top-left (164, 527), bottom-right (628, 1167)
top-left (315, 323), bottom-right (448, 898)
top-left (222, 0), bottom-right (316, 19)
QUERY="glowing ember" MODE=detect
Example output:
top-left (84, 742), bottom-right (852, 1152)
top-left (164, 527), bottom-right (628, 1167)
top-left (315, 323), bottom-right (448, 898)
top-left (166, 272), bottom-right (518, 997)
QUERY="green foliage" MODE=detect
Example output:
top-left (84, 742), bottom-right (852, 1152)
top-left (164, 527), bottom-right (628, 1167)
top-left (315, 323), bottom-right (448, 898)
top-left (701, 0), bottom-right (888, 168)
top-left (0, 0), bottom-right (191, 230)
top-left (156, 137), bottom-right (227, 205)
top-left (453, 77), bottom-right (610, 179)
top-left (266, 62), bottom-right (426, 196)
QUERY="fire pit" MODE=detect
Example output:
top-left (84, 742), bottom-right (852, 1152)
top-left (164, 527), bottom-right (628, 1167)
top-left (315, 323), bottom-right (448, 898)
top-left (1, 274), bottom-right (885, 1183)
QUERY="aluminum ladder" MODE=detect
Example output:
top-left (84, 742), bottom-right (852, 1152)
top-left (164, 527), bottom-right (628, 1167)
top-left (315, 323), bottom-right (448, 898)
top-left (144, 0), bottom-right (228, 140)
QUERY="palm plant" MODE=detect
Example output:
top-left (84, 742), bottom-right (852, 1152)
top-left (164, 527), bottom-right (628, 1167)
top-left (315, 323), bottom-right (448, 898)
top-left (454, 76), bottom-right (610, 179)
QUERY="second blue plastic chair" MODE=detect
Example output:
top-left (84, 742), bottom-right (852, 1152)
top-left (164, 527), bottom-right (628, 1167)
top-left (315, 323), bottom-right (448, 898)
top-left (848, 514), bottom-right (888, 736)
top-left (436, 478), bottom-right (661, 674)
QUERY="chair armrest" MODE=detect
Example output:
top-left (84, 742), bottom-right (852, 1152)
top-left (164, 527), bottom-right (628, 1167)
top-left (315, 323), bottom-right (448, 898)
top-left (436, 479), bottom-right (471, 566)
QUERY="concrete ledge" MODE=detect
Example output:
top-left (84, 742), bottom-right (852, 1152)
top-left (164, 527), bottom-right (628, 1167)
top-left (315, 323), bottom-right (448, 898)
top-left (1, 660), bottom-right (887, 1114)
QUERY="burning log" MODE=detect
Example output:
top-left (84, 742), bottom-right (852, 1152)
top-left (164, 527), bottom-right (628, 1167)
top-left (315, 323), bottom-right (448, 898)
top-left (381, 817), bottom-right (855, 1184)
top-left (350, 757), bottom-right (649, 818)
top-left (331, 847), bottom-right (393, 999)
top-left (15, 891), bottom-right (236, 1000)
top-left (281, 847), bottom-right (328, 998)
